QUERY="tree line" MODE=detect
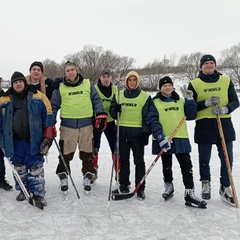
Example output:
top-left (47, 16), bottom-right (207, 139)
top-left (40, 42), bottom-right (240, 91)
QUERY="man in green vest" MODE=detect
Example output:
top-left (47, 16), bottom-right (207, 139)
top-left (93, 69), bottom-right (120, 181)
top-left (188, 54), bottom-right (239, 206)
top-left (51, 61), bottom-right (107, 194)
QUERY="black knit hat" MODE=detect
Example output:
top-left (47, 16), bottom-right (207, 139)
top-left (200, 54), bottom-right (216, 68)
top-left (29, 61), bottom-right (44, 72)
top-left (159, 76), bottom-right (173, 89)
top-left (11, 71), bottom-right (26, 84)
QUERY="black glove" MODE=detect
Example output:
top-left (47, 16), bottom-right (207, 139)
top-left (141, 133), bottom-right (150, 146)
top-left (94, 112), bottom-right (108, 132)
top-left (40, 138), bottom-right (53, 155)
top-left (114, 104), bottom-right (122, 114)
top-left (40, 126), bottom-right (56, 155)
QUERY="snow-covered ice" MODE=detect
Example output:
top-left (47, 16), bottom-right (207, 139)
top-left (1, 97), bottom-right (240, 240)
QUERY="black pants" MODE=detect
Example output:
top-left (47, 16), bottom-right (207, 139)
top-left (161, 153), bottom-right (194, 189)
top-left (94, 121), bottom-right (116, 154)
top-left (119, 139), bottom-right (146, 191)
top-left (0, 148), bottom-right (5, 181)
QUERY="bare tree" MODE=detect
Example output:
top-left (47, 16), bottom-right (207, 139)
top-left (178, 52), bottom-right (202, 81)
top-left (221, 42), bottom-right (240, 86)
top-left (42, 59), bottom-right (62, 79)
top-left (63, 45), bottom-right (135, 83)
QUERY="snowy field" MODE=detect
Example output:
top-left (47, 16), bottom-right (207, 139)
top-left (1, 95), bottom-right (240, 240)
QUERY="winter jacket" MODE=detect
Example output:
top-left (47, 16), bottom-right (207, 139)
top-left (109, 71), bottom-right (151, 141)
top-left (188, 70), bottom-right (239, 143)
top-left (0, 88), bottom-right (54, 157)
top-left (95, 79), bottom-right (117, 122)
top-left (147, 91), bottom-right (197, 154)
top-left (51, 73), bottom-right (104, 129)
top-left (26, 75), bottom-right (54, 100)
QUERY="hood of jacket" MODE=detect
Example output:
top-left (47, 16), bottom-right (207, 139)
top-left (125, 71), bottom-right (140, 90)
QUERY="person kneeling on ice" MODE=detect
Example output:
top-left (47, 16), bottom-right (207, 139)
top-left (0, 71), bottom-right (55, 206)
top-left (51, 61), bottom-right (107, 194)
top-left (147, 76), bottom-right (207, 208)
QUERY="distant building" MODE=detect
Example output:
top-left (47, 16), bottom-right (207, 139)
top-left (0, 77), bottom-right (11, 88)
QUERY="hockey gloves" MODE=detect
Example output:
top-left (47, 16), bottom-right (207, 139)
top-left (211, 106), bottom-right (228, 115)
top-left (156, 134), bottom-right (171, 152)
top-left (94, 112), bottom-right (108, 132)
top-left (40, 126), bottom-right (57, 155)
top-left (205, 96), bottom-right (220, 107)
top-left (180, 85), bottom-right (193, 100)
top-left (114, 104), bottom-right (122, 114)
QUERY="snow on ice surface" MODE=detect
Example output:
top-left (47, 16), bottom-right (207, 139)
top-left (1, 98), bottom-right (240, 240)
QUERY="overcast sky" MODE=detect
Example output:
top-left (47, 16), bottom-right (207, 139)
top-left (1, 0), bottom-right (239, 79)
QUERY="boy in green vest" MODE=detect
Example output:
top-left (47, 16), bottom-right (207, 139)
top-left (110, 71), bottom-right (151, 200)
top-left (148, 76), bottom-right (207, 208)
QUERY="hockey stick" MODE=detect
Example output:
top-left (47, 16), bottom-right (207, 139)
top-left (216, 114), bottom-right (239, 208)
top-left (107, 73), bottom-right (121, 217)
top-left (53, 138), bottom-right (81, 199)
top-left (115, 73), bottom-right (121, 185)
top-left (111, 116), bottom-right (187, 201)
top-left (6, 157), bottom-right (44, 210)
top-left (53, 138), bottom-right (91, 223)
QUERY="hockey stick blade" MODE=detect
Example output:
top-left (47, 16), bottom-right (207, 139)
top-left (29, 198), bottom-right (44, 210)
top-left (111, 192), bottom-right (135, 201)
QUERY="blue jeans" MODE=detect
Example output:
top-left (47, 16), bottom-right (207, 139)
top-left (11, 140), bottom-right (45, 197)
top-left (198, 142), bottom-right (233, 187)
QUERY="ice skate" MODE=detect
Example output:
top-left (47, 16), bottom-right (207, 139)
top-left (185, 188), bottom-right (207, 208)
top-left (32, 195), bottom-right (47, 206)
top-left (162, 182), bottom-right (174, 200)
top-left (137, 190), bottom-right (146, 201)
top-left (16, 191), bottom-right (26, 201)
top-left (58, 172), bottom-right (68, 193)
top-left (83, 172), bottom-right (95, 194)
top-left (219, 185), bottom-right (235, 206)
top-left (112, 184), bottom-right (130, 194)
top-left (0, 180), bottom-right (13, 191)
top-left (201, 180), bottom-right (211, 200)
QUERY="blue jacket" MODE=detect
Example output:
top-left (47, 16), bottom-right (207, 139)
top-left (148, 91), bottom-right (197, 154)
top-left (0, 90), bottom-right (54, 157)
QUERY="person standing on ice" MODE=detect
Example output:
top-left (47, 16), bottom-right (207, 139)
top-left (26, 61), bottom-right (54, 100)
top-left (0, 79), bottom-right (13, 191)
top-left (147, 76), bottom-right (207, 208)
top-left (92, 69), bottom-right (119, 181)
top-left (51, 61), bottom-right (107, 194)
top-left (187, 54), bottom-right (239, 206)
top-left (110, 71), bottom-right (151, 200)
top-left (0, 71), bottom-right (55, 206)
